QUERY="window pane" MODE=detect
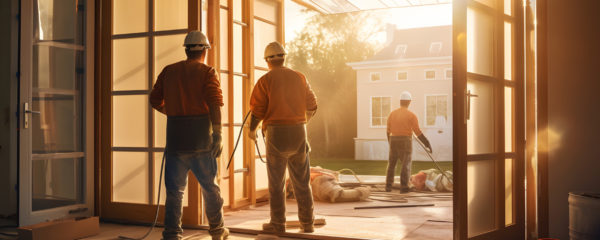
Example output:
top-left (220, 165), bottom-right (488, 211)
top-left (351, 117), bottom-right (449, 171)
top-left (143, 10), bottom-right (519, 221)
top-left (221, 73), bottom-right (230, 123)
top-left (113, 0), bottom-right (148, 34)
top-left (468, 159), bottom-right (497, 237)
top-left (220, 0), bottom-right (227, 7)
top-left (467, 8), bottom-right (494, 76)
top-left (446, 69), bottom-right (452, 79)
top-left (113, 152), bottom-right (149, 204)
top-left (202, 0), bottom-right (208, 34)
top-left (505, 87), bottom-right (514, 152)
top-left (32, 158), bottom-right (82, 211)
top-left (505, 158), bottom-right (514, 226)
top-left (372, 97), bottom-right (381, 118)
top-left (475, 0), bottom-right (496, 9)
top-left (370, 72), bottom-right (380, 81)
top-left (254, 69), bottom-right (268, 84)
top-left (426, 96), bottom-right (436, 126)
top-left (382, 97), bottom-right (391, 117)
top-left (505, 21), bottom-right (513, 80)
top-left (154, 152), bottom-right (189, 206)
top-left (154, 110), bottom-right (167, 148)
top-left (154, 34), bottom-right (187, 81)
top-left (220, 9), bottom-right (229, 70)
top-left (113, 38), bottom-right (149, 91)
top-left (233, 0), bottom-right (242, 21)
top-left (155, 0), bottom-right (187, 31)
top-left (397, 71), bottom-right (407, 80)
top-left (254, 20), bottom-right (277, 69)
top-left (426, 70), bottom-right (436, 80)
top-left (33, 46), bottom-right (80, 90)
top-left (233, 24), bottom-right (243, 74)
top-left (113, 95), bottom-right (149, 147)
top-left (467, 80), bottom-right (495, 154)
top-left (219, 126), bottom-right (230, 207)
top-left (35, 0), bottom-right (80, 42)
top-left (32, 93), bottom-right (82, 153)
top-left (233, 76), bottom-right (244, 123)
top-left (255, 0), bottom-right (277, 22)
top-left (504, 0), bottom-right (512, 16)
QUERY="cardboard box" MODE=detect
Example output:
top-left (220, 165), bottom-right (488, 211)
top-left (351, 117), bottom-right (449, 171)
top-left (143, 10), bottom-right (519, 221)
top-left (18, 216), bottom-right (99, 240)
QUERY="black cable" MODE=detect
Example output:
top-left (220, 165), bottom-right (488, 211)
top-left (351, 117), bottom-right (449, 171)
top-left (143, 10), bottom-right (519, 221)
top-left (227, 111), bottom-right (266, 170)
top-left (118, 148), bottom-right (166, 240)
top-left (412, 134), bottom-right (453, 184)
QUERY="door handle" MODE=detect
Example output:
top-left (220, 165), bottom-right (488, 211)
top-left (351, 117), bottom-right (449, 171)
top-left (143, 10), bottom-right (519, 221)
top-left (465, 89), bottom-right (479, 122)
top-left (23, 102), bottom-right (40, 129)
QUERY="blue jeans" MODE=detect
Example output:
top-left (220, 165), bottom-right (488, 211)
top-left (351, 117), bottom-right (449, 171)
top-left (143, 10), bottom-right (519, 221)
top-left (163, 151), bottom-right (224, 239)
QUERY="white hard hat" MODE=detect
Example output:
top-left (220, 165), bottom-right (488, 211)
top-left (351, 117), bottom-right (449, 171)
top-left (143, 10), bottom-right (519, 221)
top-left (183, 31), bottom-right (211, 51)
top-left (264, 42), bottom-right (286, 61)
top-left (400, 91), bottom-right (412, 101)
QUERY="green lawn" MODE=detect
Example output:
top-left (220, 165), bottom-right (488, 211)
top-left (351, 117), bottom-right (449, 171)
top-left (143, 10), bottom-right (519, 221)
top-left (309, 157), bottom-right (452, 176)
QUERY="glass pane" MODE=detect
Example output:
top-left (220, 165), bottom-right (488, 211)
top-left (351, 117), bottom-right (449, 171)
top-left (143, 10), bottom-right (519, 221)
top-left (372, 97), bottom-right (381, 118)
top-left (254, 69), bottom-right (268, 84)
top-left (113, 0), bottom-right (148, 35)
top-left (505, 21), bottom-right (513, 80)
top-left (154, 110), bottom-right (167, 148)
top-left (202, 0), bottom-right (208, 34)
top-left (468, 160), bottom-right (497, 237)
top-left (234, 172), bottom-right (245, 199)
top-left (219, 126), bottom-right (230, 207)
top-left (155, 0), bottom-right (188, 31)
top-left (233, 0), bottom-right (242, 21)
top-left (220, 9), bottom-right (229, 70)
top-left (233, 76), bottom-right (244, 123)
top-left (256, 158), bottom-right (268, 190)
top-left (504, 0), bottom-right (512, 16)
top-left (154, 34), bottom-right (187, 81)
top-left (220, 0), bottom-right (227, 7)
top-left (382, 97), bottom-right (391, 117)
top-left (32, 158), bottom-right (82, 211)
top-left (233, 24), bottom-right (243, 74)
top-left (32, 93), bottom-right (82, 153)
top-left (255, 0), bottom-right (277, 22)
top-left (113, 95), bottom-right (149, 147)
top-left (113, 38), bottom-right (149, 91)
top-left (233, 126), bottom-right (245, 200)
top-left (112, 152), bottom-right (149, 204)
top-left (221, 73), bottom-right (230, 123)
top-left (254, 20), bottom-right (277, 69)
top-left (467, 8), bottom-right (494, 76)
top-left (467, 80), bottom-right (495, 154)
top-left (505, 87), bottom-right (514, 152)
top-left (475, 0), bottom-right (496, 8)
top-left (505, 158), bottom-right (514, 226)
top-left (34, 0), bottom-right (80, 43)
top-left (154, 152), bottom-right (189, 206)
top-left (33, 45), bottom-right (80, 90)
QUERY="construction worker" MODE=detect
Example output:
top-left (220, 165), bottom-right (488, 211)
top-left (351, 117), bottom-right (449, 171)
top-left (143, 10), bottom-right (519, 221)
top-left (386, 91), bottom-right (432, 193)
top-left (248, 42), bottom-right (318, 233)
top-left (150, 31), bottom-right (228, 240)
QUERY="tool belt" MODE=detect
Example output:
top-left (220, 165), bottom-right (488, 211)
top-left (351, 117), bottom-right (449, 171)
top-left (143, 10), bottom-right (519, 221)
top-left (166, 114), bottom-right (212, 153)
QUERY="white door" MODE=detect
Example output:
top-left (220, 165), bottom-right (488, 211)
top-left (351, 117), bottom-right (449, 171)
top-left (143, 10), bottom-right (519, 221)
top-left (19, 0), bottom-right (94, 226)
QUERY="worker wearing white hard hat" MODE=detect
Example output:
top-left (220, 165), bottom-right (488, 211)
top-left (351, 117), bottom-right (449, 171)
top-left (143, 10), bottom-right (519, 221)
top-left (248, 41), bottom-right (317, 233)
top-left (385, 91), bottom-right (432, 193)
top-left (150, 31), bottom-right (228, 240)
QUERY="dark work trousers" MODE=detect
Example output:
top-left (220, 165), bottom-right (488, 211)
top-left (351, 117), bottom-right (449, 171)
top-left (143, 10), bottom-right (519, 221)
top-left (265, 124), bottom-right (314, 229)
top-left (386, 136), bottom-right (413, 190)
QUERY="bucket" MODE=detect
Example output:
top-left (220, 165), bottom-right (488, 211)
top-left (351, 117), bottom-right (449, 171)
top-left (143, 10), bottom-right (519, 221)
top-left (569, 192), bottom-right (600, 240)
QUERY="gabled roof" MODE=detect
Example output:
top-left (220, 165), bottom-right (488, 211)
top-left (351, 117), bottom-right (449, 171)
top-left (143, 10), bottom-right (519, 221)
top-left (367, 25), bottom-right (452, 61)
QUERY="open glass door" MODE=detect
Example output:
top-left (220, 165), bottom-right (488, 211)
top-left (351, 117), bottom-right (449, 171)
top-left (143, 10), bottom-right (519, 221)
top-left (19, 0), bottom-right (94, 226)
top-left (453, 0), bottom-right (525, 239)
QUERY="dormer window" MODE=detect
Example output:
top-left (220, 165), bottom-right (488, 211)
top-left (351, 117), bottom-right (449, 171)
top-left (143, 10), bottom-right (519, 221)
top-left (395, 44), bottom-right (407, 57)
top-left (429, 42), bottom-right (442, 55)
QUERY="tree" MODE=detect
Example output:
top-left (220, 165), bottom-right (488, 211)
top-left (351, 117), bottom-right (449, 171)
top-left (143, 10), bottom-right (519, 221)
top-left (286, 11), bottom-right (384, 158)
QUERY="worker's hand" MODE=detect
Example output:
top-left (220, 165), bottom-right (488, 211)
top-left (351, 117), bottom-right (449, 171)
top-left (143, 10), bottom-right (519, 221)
top-left (211, 133), bottom-right (223, 158)
top-left (248, 130), bottom-right (257, 141)
top-left (417, 134), bottom-right (433, 153)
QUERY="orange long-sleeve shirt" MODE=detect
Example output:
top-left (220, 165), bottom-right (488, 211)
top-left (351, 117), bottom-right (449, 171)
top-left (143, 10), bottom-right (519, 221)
top-left (150, 60), bottom-right (223, 116)
top-left (387, 107), bottom-right (423, 136)
top-left (250, 66), bottom-right (317, 126)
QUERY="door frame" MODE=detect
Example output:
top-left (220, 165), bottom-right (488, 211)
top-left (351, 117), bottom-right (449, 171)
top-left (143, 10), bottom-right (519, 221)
top-left (19, 0), bottom-right (95, 226)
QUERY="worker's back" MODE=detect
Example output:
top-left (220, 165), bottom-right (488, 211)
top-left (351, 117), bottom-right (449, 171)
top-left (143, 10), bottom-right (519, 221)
top-left (387, 107), bottom-right (422, 137)
top-left (150, 59), bottom-right (222, 116)
top-left (250, 66), bottom-right (317, 126)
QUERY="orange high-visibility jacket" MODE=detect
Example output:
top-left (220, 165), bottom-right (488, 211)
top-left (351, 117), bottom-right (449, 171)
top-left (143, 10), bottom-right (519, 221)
top-left (150, 60), bottom-right (223, 116)
top-left (387, 107), bottom-right (423, 137)
top-left (250, 66), bottom-right (317, 126)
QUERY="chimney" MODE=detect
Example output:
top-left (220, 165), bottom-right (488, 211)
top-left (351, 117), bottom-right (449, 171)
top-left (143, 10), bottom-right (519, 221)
top-left (385, 23), bottom-right (396, 47)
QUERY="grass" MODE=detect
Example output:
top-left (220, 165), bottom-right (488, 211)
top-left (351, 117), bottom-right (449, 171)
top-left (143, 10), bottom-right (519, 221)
top-left (309, 157), bottom-right (453, 176)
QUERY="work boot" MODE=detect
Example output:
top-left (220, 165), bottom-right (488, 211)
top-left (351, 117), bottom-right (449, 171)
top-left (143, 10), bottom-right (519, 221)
top-left (211, 227), bottom-right (229, 240)
top-left (301, 224), bottom-right (314, 233)
top-left (385, 186), bottom-right (392, 192)
top-left (400, 186), bottom-right (410, 193)
top-left (262, 222), bottom-right (285, 233)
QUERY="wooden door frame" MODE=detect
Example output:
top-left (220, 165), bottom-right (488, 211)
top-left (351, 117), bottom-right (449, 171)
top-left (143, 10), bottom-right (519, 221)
top-left (95, 0), bottom-right (204, 225)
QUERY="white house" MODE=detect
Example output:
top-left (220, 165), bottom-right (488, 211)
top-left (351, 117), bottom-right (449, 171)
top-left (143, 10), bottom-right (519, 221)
top-left (347, 25), bottom-right (452, 161)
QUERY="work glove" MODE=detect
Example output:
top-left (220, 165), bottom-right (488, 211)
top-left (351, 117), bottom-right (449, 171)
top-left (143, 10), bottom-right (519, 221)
top-left (248, 130), bottom-right (257, 141)
top-left (417, 134), bottom-right (433, 153)
top-left (211, 133), bottom-right (223, 158)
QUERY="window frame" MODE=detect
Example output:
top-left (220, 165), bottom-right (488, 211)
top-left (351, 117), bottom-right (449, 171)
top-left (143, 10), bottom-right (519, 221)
top-left (424, 69), bottom-right (437, 80)
top-left (369, 96), bottom-right (392, 128)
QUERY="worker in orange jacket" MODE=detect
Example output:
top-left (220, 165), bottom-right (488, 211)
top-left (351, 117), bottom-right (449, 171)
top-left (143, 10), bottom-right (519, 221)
top-left (150, 31), bottom-right (228, 240)
top-left (386, 91), bottom-right (432, 193)
top-left (248, 42), bottom-right (318, 233)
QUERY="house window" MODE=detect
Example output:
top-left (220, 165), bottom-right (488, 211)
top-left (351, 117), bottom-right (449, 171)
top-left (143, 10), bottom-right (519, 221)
top-left (425, 70), bottom-right (436, 80)
top-left (371, 96), bottom-right (392, 127)
top-left (370, 72), bottom-right (381, 82)
top-left (445, 68), bottom-right (452, 80)
top-left (395, 44), bottom-right (407, 57)
top-left (426, 95), bottom-right (448, 126)
top-left (396, 71), bottom-right (408, 81)
top-left (429, 42), bottom-right (442, 55)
